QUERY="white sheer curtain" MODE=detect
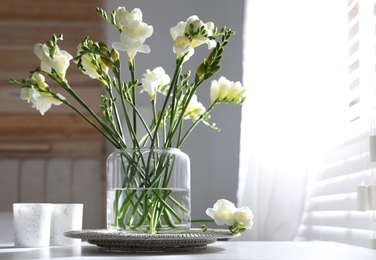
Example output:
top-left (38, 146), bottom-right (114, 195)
top-left (237, 0), bottom-right (347, 241)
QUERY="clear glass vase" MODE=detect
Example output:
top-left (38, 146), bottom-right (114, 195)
top-left (106, 148), bottom-right (191, 234)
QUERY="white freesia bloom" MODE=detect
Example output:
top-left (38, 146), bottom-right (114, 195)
top-left (185, 16), bottom-right (215, 49)
top-left (32, 91), bottom-right (65, 116)
top-left (233, 206), bottom-right (254, 229)
top-left (115, 6), bottom-right (128, 28)
top-left (33, 43), bottom-right (73, 79)
top-left (21, 73), bottom-right (65, 115)
top-left (141, 67), bottom-right (170, 100)
top-left (206, 199), bottom-right (254, 233)
top-left (20, 86), bottom-right (35, 102)
top-left (205, 199), bottom-right (237, 226)
top-left (77, 43), bottom-right (109, 80)
top-left (80, 54), bottom-right (102, 79)
top-left (33, 73), bottom-right (48, 90)
top-left (183, 94), bottom-right (206, 122)
top-left (170, 15), bottom-right (216, 61)
top-left (112, 7), bottom-right (153, 61)
top-left (172, 36), bottom-right (193, 60)
top-left (210, 76), bottom-right (246, 104)
top-left (225, 81), bottom-right (245, 102)
top-left (116, 7), bottom-right (142, 30)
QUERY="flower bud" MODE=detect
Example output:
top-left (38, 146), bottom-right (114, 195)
top-left (210, 65), bottom-right (221, 74)
top-left (111, 48), bottom-right (119, 62)
top-left (26, 78), bottom-right (37, 85)
top-left (99, 42), bottom-right (109, 55)
top-left (100, 57), bottom-right (114, 70)
top-left (206, 51), bottom-right (214, 64)
top-left (196, 63), bottom-right (206, 78)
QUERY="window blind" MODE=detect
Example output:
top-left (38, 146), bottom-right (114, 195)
top-left (296, 0), bottom-right (376, 249)
top-left (296, 134), bottom-right (376, 249)
top-left (348, 0), bottom-right (359, 126)
top-left (347, 0), bottom-right (375, 137)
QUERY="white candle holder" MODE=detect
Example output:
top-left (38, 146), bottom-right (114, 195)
top-left (50, 204), bottom-right (83, 246)
top-left (13, 203), bottom-right (52, 247)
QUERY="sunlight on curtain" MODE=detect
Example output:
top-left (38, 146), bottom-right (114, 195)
top-left (237, 0), bottom-right (348, 240)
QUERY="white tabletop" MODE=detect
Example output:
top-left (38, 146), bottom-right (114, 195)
top-left (0, 241), bottom-right (376, 260)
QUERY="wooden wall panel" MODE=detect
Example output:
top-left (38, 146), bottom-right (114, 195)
top-left (0, 0), bottom-right (103, 22)
top-left (0, 0), bottom-right (107, 229)
top-left (0, 0), bottom-right (106, 149)
top-left (0, 0), bottom-right (105, 88)
top-left (0, 114), bottom-right (101, 138)
top-left (0, 23), bottom-right (103, 46)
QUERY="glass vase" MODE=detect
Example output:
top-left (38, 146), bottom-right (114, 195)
top-left (106, 148), bottom-right (191, 234)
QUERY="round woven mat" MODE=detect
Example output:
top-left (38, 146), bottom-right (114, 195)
top-left (64, 228), bottom-right (237, 252)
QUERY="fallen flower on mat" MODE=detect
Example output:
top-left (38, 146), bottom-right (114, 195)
top-left (205, 199), bottom-right (254, 235)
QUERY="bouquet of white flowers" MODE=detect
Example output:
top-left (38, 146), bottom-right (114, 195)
top-left (10, 5), bottom-right (252, 235)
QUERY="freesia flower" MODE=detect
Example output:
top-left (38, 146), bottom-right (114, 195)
top-left (170, 15), bottom-right (216, 61)
top-left (141, 67), bottom-right (170, 100)
top-left (31, 91), bottom-right (65, 116)
top-left (210, 76), bottom-right (246, 104)
top-left (112, 7), bottom-right (153, 61)
top-left (185, 16), bottom-right (215, 48)
top-left (20, 73), bottom-right (65, 115)
top-left (206, 199), bottom-right (237, 226)
top-left (172, 36), bottom-right (193, 61)
top-left (33, 43), bottom-right (73, 80)
top-left (20, 86), bottom-right (37, 103)
top-left (76, 43), bottom-right (109, 80)
top-left (225, 81), bottom-right (246, 102)
top-left (233, 206), bottom-right (254, 229)
top-left (206, 199), bottom-right (254, 234)
top-left (32, 73), bottom-right (49, 90)
top-left (183, 95), bottom-right (206, 122)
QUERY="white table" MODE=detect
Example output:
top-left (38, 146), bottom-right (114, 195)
top-left (0, 241), bottom-right (376, 260)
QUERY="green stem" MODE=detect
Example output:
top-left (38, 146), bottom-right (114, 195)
top-left (149, 196), bottom-right (158, 234)
top-left (45, 71), bottom-right (124, 148)
top-left (107, 72), bottom-right (126, 146)
top-left (191, 219), bottom-right (215, 223)
top-left (177, 102), bottom-right (217, 147)
top-left (129, 60), bottom-right (137, 147)
top-left (59, 98), bottom-right (120, 148)
top-left (151, 57), bottom-right (184, 148)
top-left (167, 195), bottom-right (189, 213)
top-left (166, 74), bottom-right (207, 147)
top-left (126, 101), bottom-right (153, 145)
top-left (151, 99), bottom-right (159, 147)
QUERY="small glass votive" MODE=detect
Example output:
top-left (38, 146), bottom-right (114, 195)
top-left (50, 203), bottom-right (83, 246)
top-left (13, 203), bottom-right (52, 247)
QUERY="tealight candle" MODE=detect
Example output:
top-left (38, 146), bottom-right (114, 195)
top-left (13, 203), bottom-right (52, 247)
top-left (50, 203), bottom-right (83, 246)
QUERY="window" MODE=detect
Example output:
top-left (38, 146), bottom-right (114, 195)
top-left (296, 0), bottom-right (376, 249)
top-left (347, 0), bottom-right (376, 137)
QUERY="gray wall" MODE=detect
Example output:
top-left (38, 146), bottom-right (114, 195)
top-left (104, 0), bottom-right (245, 225)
